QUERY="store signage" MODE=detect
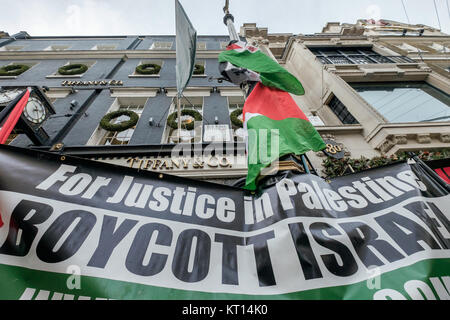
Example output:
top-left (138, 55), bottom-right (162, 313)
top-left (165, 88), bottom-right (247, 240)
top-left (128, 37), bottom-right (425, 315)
top-left (323, 139), bottom-right (345, 159)
top-left (61, 80), bottom-right (124, 87)
top-left (126, 155), bottom-right (235, 170)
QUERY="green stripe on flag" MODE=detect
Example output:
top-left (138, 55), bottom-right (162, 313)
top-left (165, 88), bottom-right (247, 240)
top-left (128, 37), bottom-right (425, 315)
top-left (245, 116), bottom-right (326, 190)
top-left (219, 49), bottom-right (305, 95)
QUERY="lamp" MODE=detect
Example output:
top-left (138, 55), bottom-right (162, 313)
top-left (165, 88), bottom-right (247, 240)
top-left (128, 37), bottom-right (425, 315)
top-left (70, 100), bottom-right (78, 110)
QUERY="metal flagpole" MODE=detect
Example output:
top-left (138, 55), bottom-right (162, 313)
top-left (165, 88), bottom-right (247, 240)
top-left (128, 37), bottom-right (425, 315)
top-left (177, 94), bottom-right (181, 142)
top-left (223, 0), bottom-right (239, 42)
top-left (221, 0), bottom-right (318, 177)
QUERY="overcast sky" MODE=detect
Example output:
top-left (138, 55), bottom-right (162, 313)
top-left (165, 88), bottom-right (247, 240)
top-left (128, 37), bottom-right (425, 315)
top-left (1, 0), bottom-right (449, 36)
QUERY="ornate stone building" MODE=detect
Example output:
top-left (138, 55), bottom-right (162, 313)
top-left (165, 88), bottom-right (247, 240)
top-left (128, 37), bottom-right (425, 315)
top-left (240, 20), bottom-right (449, 171)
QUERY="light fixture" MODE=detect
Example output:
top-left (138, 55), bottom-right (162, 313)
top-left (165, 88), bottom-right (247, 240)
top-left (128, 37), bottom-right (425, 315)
top-left (70, 100), bottom-right (78, 110)
top-left (214, 116), bottom-right (219, 124)
top-left (149, 117), bottom-right (154, 126)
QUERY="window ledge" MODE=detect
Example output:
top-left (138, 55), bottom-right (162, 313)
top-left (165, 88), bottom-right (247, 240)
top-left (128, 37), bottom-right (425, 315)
top-left (46, 74), bottom-right (84, 79)
top-left (316, 125), bottom-right (364, 133)
top-left (128, 74), bottom-right (160, 78)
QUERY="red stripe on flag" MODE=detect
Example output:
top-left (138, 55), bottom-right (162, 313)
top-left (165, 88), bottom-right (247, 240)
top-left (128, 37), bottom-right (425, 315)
top-left (0, 88), bottom-right (30, 144)
top-left (243, 83), bottom-right (309, 122)
top-left (226, 43), bottom-right (242, 51)
top-left (435, 168), bottom-right (450, 184)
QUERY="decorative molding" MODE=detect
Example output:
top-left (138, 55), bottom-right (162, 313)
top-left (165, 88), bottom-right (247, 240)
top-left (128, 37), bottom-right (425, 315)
top-left (416, 133), bottom-right (431, 144)
top-left (376, 135), bottom-right (396, 153)
top-left (394, 134), bottom-right (407, 144)
top-left (439, 133), bottom-right (450, 143)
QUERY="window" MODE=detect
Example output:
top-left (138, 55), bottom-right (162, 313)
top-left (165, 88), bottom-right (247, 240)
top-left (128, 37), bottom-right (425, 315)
top-left (150, 42), bottom-right (172, 50)
top-left (310, 47), bottom-right (413, 65)
top-left (429, 43), bottom-right (449, 53)
top-left (47, 60), bottom-right (94, 78)
top-left (328, 95), bottom-right (359, 124)
top-left (192, 60), bottom-right (205, 77)
top-left (100, 103), bottom-right (145, 145)
top-left (220, 42), bottom-right (229, 50)
top-left (0, 45), bottom-right (25, 51)
top-left (92, 44), bottom-right (117, 50)
top-left (130, 60), bottom-right (163, 77)
top-left (165, 97), bottom-right (203, 144)
top-left (45, 45), bottom-right (70, 51)
top-left (351, 82), bottom-right (450, 123)
top-left (0, 61), bottom-right (37, 77)
top-left (197, 42), bottom-right (206, 50)
top-left (228, 96), bottom-right (246, 141)
top-left (396, 43), bottom-right (426, 53)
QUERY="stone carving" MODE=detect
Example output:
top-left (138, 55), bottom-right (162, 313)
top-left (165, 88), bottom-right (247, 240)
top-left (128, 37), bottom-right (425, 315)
top-left (377, 135), bottom-right (396, 153)
top-left (394, 134), bottom-right (407, 144)
top-left (440, 133), bottom-right (450, 143)
top-left (416, 134), bottom-right (431, 144)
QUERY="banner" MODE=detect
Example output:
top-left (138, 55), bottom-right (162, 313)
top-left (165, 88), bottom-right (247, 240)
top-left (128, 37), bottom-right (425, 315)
top-left (175, 0), bottom-right (197, 96)
top-left (0, 145), bottom-right (448, 300)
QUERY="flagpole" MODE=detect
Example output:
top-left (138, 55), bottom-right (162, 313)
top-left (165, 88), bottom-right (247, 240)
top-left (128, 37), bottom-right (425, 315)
top-left (221, 0), bottom-right (319, 179)
top-left (177, 94), bottom-right (181, 141)
top-left (223, 0), bottom-right (239, 41)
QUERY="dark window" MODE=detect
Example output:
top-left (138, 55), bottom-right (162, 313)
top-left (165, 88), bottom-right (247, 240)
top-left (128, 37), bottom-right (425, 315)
top-left (351, 82), bottom-right (450, 123)
top-left (328, 96), bottom-right (359, 124)
top-left (309, 47), bottom-right (412, 65)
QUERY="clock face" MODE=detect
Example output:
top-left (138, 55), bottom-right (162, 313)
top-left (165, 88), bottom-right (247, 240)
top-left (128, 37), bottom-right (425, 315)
top-left (23, 97), bottom-right (47, 125)
top-left (0, 89), bottom-right (22, 106)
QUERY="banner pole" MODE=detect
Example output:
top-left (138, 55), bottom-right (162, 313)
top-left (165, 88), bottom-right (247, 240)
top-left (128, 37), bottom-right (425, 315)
top-left (300, 154), bottom-right (311, 174)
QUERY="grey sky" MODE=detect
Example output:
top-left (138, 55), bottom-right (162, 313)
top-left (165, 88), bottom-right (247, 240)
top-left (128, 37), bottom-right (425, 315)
top-left (1, 0), bottom-right (449, 36)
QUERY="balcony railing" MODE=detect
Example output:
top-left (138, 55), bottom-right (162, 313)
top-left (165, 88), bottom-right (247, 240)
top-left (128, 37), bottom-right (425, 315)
top-left (317, 54), bottom-right (415, 65)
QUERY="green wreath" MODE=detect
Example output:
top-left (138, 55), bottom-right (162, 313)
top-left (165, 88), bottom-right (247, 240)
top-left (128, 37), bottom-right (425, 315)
top-left (193, 64), bottom-right (205, 75)
top-left (0, 64), bottom-right (30, 76)
top-left (136, 63), bottom-right (161, 75)
top-left (99, 110), bottom-right (139, 132)
top-left (230, 108), bottom-right (243, 128)
top-left (58, 63), bottom-right (88, 75)
top-left (167, 109), bottom-right (202, 131)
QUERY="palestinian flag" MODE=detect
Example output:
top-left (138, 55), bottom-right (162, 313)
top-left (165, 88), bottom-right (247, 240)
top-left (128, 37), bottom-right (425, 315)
top-left (219, 41), bottom-right (304, 95)
top-left (244, 83), bottom-right (326, 190)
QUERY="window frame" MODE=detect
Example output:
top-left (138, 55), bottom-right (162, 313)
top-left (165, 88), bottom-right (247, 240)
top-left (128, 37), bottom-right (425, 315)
top-left (349, 81), bottom-right (450, 124)
top-left (150, 41), bottom-right (173, 50)
top-left (0, 61), bottom-right (39, 78)
top-left (310, 47), bottom-right (397, 65)
top-left (227, 96), bottom-right (246, 142)
top-left (129, 60), bottom-right (164, 78)
top-left (46, 60), bottom-right (96, 78)
top-left (162, 96), bottom-right (204, 144)
top-left (44, 44), bottom-right (71, 51)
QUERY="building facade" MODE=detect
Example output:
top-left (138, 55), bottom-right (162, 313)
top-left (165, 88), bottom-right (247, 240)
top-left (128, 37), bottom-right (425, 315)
top-left (240, 19), bottom-right (449, 172)
top-left (0, 19), bottom-right (449, 185)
